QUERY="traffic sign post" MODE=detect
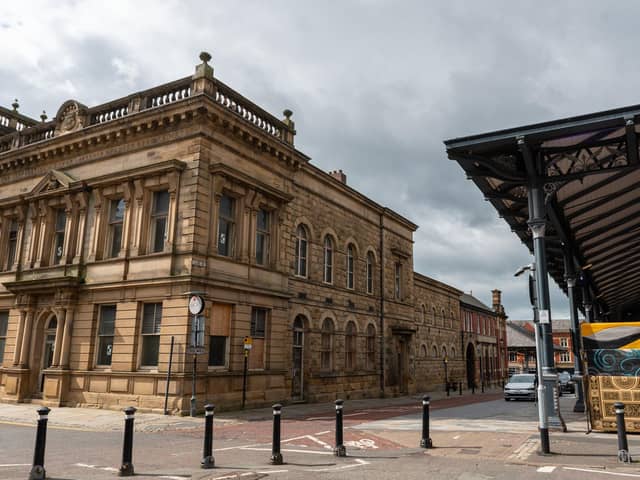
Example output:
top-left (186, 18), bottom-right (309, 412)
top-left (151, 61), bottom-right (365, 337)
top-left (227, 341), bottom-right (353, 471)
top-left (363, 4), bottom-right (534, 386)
top-left (242, 337), bottom-right (252, 409)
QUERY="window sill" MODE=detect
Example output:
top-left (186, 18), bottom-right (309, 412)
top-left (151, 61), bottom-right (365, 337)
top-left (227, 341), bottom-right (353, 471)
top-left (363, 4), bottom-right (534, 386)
top-left (138, 367), bottom-right (159, 373)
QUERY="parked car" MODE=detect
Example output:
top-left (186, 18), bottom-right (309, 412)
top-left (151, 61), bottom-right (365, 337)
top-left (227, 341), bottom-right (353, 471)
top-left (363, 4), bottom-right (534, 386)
top-left (504, 373), bottom-right (537, 401)
top-left (558, 371), bottom-right (575, 395)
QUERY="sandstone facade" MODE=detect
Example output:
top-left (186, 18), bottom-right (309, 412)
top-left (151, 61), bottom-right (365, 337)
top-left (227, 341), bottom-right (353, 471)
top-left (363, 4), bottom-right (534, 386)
top-left (0, 54), bottom-right (505, 413)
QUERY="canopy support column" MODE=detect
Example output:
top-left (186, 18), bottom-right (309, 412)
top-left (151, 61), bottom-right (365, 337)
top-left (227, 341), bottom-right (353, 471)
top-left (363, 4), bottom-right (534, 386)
top-left (564, 253), bottom-right (585, 413)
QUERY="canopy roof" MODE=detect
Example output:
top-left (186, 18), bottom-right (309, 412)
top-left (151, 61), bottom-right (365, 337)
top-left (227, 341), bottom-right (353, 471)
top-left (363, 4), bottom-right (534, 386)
top-left (445, 103), bottom-right (640, 321)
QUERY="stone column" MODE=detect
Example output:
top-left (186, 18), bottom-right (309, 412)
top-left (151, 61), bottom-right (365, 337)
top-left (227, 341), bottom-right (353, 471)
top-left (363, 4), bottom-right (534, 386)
top-left (19, 309), bottom-right (34, 367)
top-left (60, 308), bottom-right (74, 368)
top-left (52, 310), bottom-right (66, 367)
top-left (12, 310), bottom-right (25, 365)
top-left (87, 189), bottom-right (104, 262)
top-left (129, 180), bottom-right (145, 256)
top-left (166, 171), bottom-right (179, 251)
top-left (73, 192), bottom-right (89, 264)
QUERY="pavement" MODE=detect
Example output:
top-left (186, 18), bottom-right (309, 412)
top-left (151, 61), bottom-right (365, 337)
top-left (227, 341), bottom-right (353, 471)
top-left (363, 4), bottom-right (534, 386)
top-left (1, 387), bottom-right (638, 479)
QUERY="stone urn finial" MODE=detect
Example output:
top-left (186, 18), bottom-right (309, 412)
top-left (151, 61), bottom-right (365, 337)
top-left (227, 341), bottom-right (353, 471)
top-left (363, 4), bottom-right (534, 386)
top-left (199, 51), bottom-right (212, 64)
top-left (40, 110), bottom-right (47, 122)
top-left (283, 109), bottom-right (293, 120)
top-left (11, 99), bottom-right (19, 112)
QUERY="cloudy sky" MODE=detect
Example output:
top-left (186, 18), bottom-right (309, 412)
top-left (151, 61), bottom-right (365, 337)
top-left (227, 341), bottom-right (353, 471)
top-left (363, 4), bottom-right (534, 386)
top-left (1, 1), bottom-right (634, 319)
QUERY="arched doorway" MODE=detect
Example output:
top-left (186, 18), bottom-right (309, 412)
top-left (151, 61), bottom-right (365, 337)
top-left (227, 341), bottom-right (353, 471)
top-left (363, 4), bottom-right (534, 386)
top-left (291, 315), bottom-right (305, 399)
top-left (466, 343), bottom-right (476, 388)
top-left (31, 314), bottom-right (57, 396)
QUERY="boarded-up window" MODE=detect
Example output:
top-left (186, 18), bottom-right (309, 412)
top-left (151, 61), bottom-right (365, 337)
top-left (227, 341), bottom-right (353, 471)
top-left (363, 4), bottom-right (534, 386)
top-left (209, 303), bottom-right (231, 367)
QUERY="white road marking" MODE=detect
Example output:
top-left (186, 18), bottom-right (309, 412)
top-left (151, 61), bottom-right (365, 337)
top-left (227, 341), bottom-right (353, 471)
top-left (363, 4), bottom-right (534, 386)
top-left (304, 458), bottom-right (370, 472)
top-left (564, 467), bottom-right (640, 477)
top-left (537, 466), bottom-right (556, 473)
top-left (345, 438), bottom-right (379, 449)
top-left (453, 435), bottom-right (461, 440)
top-left (239, 447), bottom-right (333, 455)
top-left (240, 473), bottom-right (254, 477)
top-left (306, 412), bottom-right (367, 421)
top-left (0, 464), bottom-right (30, 467)
top-left (307, 434), bottom-right (334, 449)
top-left (257, 470), bottom-right (289, 474)
top-left (315, 430), bottom-right (331, 435)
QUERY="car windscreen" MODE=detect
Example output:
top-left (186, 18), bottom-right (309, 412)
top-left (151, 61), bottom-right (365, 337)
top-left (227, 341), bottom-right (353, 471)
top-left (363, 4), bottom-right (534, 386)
top-left (509, 375), bottom-right (535, 383)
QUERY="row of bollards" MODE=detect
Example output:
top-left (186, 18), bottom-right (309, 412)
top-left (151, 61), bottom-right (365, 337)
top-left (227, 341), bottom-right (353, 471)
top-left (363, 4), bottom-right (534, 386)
top-left (32, 394), bottom-right (633, 474)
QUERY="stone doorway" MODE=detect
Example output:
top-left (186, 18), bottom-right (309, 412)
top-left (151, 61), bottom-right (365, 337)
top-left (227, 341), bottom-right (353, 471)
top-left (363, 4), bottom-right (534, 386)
top-left (31, 314), bottom-right (58, 397)
top-left (466, 343), bottom-right (476, 388)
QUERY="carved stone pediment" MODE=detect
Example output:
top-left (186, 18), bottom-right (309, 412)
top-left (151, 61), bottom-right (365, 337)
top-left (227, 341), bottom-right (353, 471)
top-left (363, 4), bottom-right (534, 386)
top-left (54, 100), bottom-right (88, 136)
top-left (30, 170), bottom-right (77, 196)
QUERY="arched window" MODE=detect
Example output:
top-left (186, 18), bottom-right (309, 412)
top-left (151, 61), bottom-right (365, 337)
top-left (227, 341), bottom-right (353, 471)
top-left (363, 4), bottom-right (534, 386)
top-left (432, 345), bottom-right (438, 358)
top-left (346, 244), bottom-right (355, 289)
top-left (421, 344), bottom-right (427, 358)
top-left (442, 346), bottom-right (447, 359)
top-left (366, 251), bottom-right (374, 294)
top-left (421, 304), bottom-right (426, 323)
top-left (451, 346), bottom-right (456, 358)
top-left (321, 318), bottom-right (334, 370)
top-left (366, 323), bottom-right (376, 369)
top-left (345, 321), bottom-right (357, 370)
top-left (323, 235), bottom-right (334, 283)
top-left (294, 225), bottom-right (308, 277)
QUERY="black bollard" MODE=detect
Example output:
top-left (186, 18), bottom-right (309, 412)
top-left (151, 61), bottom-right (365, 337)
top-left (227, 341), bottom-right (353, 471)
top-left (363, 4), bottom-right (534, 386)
top-left (118, 406), bottom-right (136, 476)
top-left (472, 382), bottom-right (475, 394)
top-left (29, 407), bottom-right (50, 480)
top-left (420, 395), bottom-right (433, 448)
top-left (614, 402), bottom-right (631, 463)
top-left (446, 382), bottom-right (450, 397)
top-left (459, 382), bottom-right (462, 396)
top-left (201, 404), bottom-right (215, 469)
top-left (271, 404), bottom-right (284, 465)
top-left (334, 399), bottom-right (346, 457)
top-left (481, 381), bottom-right (485, 393)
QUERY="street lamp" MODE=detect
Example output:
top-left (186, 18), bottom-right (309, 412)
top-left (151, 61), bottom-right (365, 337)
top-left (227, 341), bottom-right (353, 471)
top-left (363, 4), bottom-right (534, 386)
top-left (443, 355), bottom-right (449, 396)
top-left (515, 263), bottom-right (550, 454)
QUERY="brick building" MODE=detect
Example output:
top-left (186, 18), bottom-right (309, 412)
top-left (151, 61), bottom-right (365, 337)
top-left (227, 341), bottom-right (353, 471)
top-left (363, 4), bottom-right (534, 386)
top-left (506, 319), bottom-right (574, 375)
top-left (0, 53), bottom-right (506, 413)
top-left (460, 290), bottom-right (508, 388)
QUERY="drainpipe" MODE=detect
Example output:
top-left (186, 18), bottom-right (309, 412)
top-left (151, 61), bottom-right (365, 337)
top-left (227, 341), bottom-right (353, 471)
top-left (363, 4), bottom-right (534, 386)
top-left (379, 210), bottom-right (385, 395)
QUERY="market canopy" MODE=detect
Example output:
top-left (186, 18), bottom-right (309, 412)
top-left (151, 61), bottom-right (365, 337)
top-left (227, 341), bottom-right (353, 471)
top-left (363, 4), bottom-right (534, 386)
top-left (444, 104), bottom-right (640, 322)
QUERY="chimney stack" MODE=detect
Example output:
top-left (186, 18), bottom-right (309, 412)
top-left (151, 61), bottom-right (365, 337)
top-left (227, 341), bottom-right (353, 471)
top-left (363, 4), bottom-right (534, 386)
top-left (492, 289), bottom-right (504, 315)
top-left (329, 169), bottom-right (347, 184)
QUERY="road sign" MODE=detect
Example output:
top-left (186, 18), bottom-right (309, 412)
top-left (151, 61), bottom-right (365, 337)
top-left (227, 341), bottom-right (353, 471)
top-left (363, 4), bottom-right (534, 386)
top-left (243, 336), bottom-right (253, 350)
top-left (539, 309), bottom-right (550, 324)
top-left (189, 295), bottom-right (205, 315)
top-left (187, 346), bottom-right (206, 355)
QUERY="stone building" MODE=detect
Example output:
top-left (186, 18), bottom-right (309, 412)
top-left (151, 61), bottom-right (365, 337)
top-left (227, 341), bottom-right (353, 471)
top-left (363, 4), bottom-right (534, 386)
top-left (460, 290), bottom-right (508, 388)
top-left (0, 53), bottom-right (506, 413)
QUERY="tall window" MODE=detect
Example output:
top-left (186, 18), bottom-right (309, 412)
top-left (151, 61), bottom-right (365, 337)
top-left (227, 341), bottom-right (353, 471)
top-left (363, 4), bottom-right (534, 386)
top-left (560, 337), bottom-right (571, 362)
top-left (209, 303), bottom-right (231, 367)
top-left (250, 307), bottom-right (268, 369)
top-left (107, 198), bottom-right (125, 258)
top-left (394, 262), bottom-right (402, 299)
top-left (346, 244), bottom-right (355, 289)
top-left (345, 321), bottom-right (356, 370)
top-left (366, 251), bottom-right (374, 294)
top-left (5, 220), bottom-right (18, 271)
top-left (141, 303), bottom-right (162, 367)
top-left (0, 311), bottom-right (7, 364)
top-left (52, 209), bottom-right (66, 264)
top-left (509, 351), bottom-right (517, 362)
top-left (294, 225), bottom-right (308, 277)
top-left (256, 208), bottom-right (270, 265)
top-left (421, 304), bottom-right (426, 323)
top-left (321, 318), bottom-right (334, 370)
top-left (217, 195), bottom-right (235, 257)
top-left (97, 305), bottom-right (116, 366)
top-left (151, 190), bottom-right (169, 253)
top-left (366, 323), bottom-right (376, 369)
top-left (323, 235), bottom-right (333, 283)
